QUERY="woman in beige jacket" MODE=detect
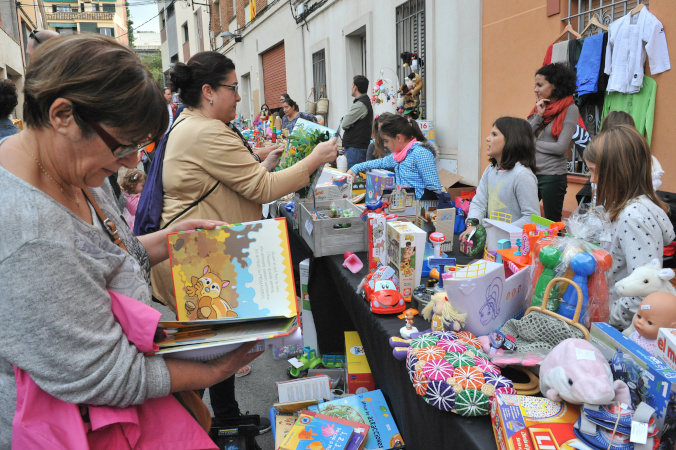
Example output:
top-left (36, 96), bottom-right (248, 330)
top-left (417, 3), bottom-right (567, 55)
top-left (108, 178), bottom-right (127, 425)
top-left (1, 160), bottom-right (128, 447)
top-left (150, 51), bottom-right (337, 427)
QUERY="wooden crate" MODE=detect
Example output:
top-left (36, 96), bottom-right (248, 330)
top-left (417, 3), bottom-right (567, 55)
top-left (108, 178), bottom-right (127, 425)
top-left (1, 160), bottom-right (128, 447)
top-left (298, 199), bottom-right (367, 257)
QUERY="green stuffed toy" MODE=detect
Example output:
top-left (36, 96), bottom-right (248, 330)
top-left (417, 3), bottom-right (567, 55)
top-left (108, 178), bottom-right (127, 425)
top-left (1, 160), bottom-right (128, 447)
top-left (461, 218), bottom-right (486, 258)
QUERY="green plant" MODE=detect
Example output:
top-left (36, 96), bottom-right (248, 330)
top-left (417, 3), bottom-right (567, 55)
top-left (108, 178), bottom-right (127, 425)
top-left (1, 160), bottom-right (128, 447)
top-left (141, 52), bottom-right (164, 88)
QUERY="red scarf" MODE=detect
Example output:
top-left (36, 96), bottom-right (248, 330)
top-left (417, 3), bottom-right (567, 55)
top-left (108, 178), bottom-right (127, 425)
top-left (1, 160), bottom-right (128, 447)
top-left (529, 95), bottom-right (575, 139)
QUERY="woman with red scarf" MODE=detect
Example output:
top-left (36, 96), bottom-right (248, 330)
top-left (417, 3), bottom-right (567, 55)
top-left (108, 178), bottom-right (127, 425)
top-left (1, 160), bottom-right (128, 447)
top-left (528, 63), bottom-right (578, 222)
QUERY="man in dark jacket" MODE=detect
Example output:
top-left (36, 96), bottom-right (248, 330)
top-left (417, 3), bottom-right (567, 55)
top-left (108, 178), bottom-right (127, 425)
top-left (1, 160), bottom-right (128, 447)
top-left (341, 75), bottom-right (373, 169)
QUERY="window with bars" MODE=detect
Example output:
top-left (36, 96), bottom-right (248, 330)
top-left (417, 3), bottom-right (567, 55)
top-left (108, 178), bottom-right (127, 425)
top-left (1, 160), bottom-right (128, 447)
top-left (395, 0), bottom-right (426, 120)
top-left (562, 0), bottom-right (647, 175)
top-left (312, 49), bottom-right (326, 102)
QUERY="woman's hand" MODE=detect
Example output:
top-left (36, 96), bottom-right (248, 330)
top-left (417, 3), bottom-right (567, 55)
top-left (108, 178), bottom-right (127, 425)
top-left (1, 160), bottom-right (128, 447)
top-left (166, 219), bottom-right (227, 234)
top-left (261, 146), bottom-right (284, 172)
top-left (535, 98), bottom-right (549, 117)
top-left (459, 225), bottom-right (475, 243)
top-left (255, 144), bottom-right (281, 162)
top-left (139, 219), bottom-right (227, 266)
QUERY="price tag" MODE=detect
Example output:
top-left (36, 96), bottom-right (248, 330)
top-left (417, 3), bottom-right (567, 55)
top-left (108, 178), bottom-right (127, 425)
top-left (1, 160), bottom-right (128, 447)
top-left (630, 420), bottom-right (648, 444)
top-left (575, 348), bottom-right (596, 361)
top-left (641, 304), bottom-right (651, 310)
top-left (305, 219), bottom-right (313, 236)
top-left (288, 357), bottom-right (304, 369)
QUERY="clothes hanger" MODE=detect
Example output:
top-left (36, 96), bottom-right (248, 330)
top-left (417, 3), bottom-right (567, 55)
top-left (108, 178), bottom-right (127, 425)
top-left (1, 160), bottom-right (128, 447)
top-left (553, 23), bottom-right (582, 44)
top-left (580, 15), bottom-right (609, 35)
top-left (631, 1), bottom-right (645, 16)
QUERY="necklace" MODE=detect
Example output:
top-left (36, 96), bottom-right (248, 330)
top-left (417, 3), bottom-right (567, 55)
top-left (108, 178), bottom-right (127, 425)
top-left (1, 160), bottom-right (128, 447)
top-left (18, 134), bottom-right (82, 210)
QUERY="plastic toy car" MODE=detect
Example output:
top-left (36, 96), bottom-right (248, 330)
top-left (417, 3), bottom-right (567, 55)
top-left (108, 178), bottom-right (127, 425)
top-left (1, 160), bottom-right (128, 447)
top-left (364, 278), bottom-right (406, 314)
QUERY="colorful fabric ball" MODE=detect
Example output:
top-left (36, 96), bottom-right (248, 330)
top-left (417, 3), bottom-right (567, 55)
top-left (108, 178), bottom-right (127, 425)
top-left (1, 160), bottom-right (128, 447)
top-left (411, 334), bottom-right (439, 349)
top-left (495, 386), bottom-right (518, 395)
top-left (473, 356), bottom-right (492, 367)
top-left (423, 359), bottom-right (455, 381)
top-left (475, 360), bottom-right (501, 375)
top-left (413, 370), bottom-right (429, 396)
top-left (458, 335), bottom-right (482, 350)
top-left (444, 352), bottom-right (475, 368)
top-left (453, 365), bottom-right (485, 390)
top-left (454, 389), bottom-right (490, 417)
top-left (424, 380), bottom-right (456, 412)
top-left (437, 339), bottom-right (467, 354)
top-left (484, 372), bottom-right (514, 390)
top-left (416, 345), bottom-right (446, 362)
top-left (431, 330), bottom-right (457, 341)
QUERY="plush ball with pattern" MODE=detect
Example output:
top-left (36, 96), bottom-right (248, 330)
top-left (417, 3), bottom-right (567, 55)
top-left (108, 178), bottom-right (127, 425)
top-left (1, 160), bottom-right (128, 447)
top-left (405, 330), bottom-right (513, 416)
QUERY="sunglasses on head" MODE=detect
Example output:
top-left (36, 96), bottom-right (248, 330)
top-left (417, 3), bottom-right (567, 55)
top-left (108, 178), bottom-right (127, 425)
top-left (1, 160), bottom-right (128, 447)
top-left (29, 30), bottom-right (41, 44)
top-left (88, 121), bottom-right (153, 158)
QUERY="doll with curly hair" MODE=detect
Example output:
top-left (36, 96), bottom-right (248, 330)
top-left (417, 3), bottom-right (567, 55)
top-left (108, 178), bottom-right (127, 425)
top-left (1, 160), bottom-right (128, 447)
top-left (420, 291), bottom-right (467, 333)
top-left (119, 169), bottom-right (146, 232)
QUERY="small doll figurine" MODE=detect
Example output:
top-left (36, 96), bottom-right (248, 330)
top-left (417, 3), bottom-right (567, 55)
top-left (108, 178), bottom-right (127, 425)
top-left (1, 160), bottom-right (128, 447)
top-left (421, 291), bottom-right (467, 333)
top-left (629, 291), bottom-right (676, 354)
top-left (398, 308), bottom-right (419, 339)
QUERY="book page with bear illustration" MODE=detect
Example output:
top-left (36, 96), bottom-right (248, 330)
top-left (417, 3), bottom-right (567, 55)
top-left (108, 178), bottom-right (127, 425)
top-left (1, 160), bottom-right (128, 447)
top-left (167, 218), bottom-right (297, 322)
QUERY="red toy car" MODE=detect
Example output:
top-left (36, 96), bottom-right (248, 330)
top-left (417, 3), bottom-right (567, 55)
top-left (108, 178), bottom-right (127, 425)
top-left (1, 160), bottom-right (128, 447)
top-left (364, 278), bottom-right (406, 314)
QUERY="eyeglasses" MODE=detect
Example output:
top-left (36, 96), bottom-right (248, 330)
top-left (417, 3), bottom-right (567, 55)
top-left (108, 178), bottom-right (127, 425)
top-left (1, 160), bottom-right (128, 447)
top-left (29, 30), bottom-right (41, 44)
top-left (88, 121), bottom-right (153, 158)
top-left (219, 83), bottom-right (239, 95)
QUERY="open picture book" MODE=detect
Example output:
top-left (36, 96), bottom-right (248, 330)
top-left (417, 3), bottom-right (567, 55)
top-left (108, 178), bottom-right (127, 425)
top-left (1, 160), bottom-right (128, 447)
top-left (153, 218), bottom-right (300, 361)
top-left (276, 118), bottom-right (336, 198)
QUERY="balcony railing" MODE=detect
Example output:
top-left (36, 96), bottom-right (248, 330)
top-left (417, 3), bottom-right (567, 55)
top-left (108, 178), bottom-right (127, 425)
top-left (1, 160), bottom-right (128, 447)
top-left (47, 11), bottom-right (114, 20)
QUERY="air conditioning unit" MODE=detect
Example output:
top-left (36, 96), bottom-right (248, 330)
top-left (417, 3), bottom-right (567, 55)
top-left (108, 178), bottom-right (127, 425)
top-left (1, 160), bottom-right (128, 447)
top-left (290, 0), bottom-right (305, 6)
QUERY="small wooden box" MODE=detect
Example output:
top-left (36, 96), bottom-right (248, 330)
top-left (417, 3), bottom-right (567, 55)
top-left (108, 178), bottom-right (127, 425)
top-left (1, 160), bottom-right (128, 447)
top-left (298, 199), bottom-right (367, 257)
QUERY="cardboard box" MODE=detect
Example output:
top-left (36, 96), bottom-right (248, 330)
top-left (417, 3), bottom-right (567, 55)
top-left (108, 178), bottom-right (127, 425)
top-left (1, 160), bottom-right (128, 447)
top-left (345, 331), bottom-right (375, 394)
top-left (590, 322), bottom-right (676, 437)
top-left (444, 259), bottom-right (531, 336)
top-left (416, 120), bottom-right (435, 143)
top-left (657, 328), bottom-right (676, 372)
top-left (367, 213), bottom-right (387, 273)
top-left (491, 393), bottom-right (580, 450)
top-left (312, 181), bottom-right (353, 201)
top-left (438, 169), bottom-right (476, 200)
top-left (386, 221), bottom-right (426, 300)
top-left (381, 187), bottom-right (418, 218)
top-left (365, 170), bottom-right (395, 203)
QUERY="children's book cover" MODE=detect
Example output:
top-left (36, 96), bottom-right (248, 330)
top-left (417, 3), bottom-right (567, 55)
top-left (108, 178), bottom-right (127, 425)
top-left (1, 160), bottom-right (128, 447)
top-left (308, 390), bottom-right (405, 450)
top-left (276, 118), bottom-right (335, 198)
top-left (302, 410), bottom-right (370, 450)
top-left (280, 412), bottom-right (354, 450)
top-left (275, 414), bottom-right (299, 448)
top-left (167, 218), bottom-right (297, 322)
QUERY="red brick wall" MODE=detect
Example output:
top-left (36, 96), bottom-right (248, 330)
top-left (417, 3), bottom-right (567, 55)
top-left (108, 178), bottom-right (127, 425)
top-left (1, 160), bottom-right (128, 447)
top-left (236, 0), bottom-right (245, 28)
top-left (210, 0), bottom-right (220, 34)
top-left (262, 42), bottom-right (286, 109)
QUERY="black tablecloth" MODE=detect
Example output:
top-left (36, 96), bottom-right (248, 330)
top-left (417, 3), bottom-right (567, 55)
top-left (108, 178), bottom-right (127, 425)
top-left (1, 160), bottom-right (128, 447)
top-left (308, 252), bottom-right (498, 450)
top-left (278, 203), bottom-right (313, 296)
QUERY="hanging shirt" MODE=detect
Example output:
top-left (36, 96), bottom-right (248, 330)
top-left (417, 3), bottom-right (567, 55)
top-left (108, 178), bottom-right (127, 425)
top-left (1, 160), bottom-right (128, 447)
top-left (604, 6), bottom-right (670, 94)
top-left (551, 41), bottom-right (569, 64)
top-left (601, 75), bottom-right (657, 146)
top-left (576, 33), bottom-right (606, 96)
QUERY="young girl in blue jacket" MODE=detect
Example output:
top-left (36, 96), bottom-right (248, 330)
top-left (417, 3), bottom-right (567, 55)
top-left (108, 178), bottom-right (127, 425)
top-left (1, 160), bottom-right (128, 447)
top-left (347, 115), bottom-right (441, 199)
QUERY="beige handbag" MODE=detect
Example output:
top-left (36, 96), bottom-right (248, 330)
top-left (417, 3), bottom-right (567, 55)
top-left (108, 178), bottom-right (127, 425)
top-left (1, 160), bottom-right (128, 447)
top-left (316, 84), bottom-right (329, 115)
top-left (306, 87), bottom-right (317, 115)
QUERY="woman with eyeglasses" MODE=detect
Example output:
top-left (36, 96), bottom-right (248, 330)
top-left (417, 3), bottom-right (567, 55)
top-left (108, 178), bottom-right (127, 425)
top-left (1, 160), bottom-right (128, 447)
top-left (0, 35), bottom-right (261, 447)
top-left (150, 51), bottom-right (338, 430)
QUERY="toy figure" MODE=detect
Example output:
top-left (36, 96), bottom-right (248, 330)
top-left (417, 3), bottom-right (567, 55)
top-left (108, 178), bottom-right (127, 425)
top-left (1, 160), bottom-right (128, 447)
top-left (540, 338), bottom-right (631, 405)
top-left (531, 246), bottom-right (562, 310)
top-left (628, 291), bottom-right (676, 354)
top-left (459, 218), bottom-right (486, 258)
top-left (557, 252), bottom-right (596, 321)
top-left (419, 291), bottom-right (467, 333)
top-left (398, 308), bottom-right (419, 339)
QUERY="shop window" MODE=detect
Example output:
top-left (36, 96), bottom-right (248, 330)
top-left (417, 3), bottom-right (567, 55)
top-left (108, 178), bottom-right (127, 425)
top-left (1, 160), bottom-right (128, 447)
top-left (312, 49), bottom-right (326, 102)
top-left (182, 22), bottom-right (189, 43)
top-left (563, 0), bottom-right (649, 175)
top-left (102, 4), bottom-right (115, 12)
top-left (395, 0), bottom-right (426, 119)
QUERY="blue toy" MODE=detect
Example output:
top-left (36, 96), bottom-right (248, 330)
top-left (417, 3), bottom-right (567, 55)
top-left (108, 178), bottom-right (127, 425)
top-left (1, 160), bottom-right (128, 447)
top-left (557, 252), bottom-right (596, 321)
top-left (496, 239), bottom-right (511, 263)
top-left (427, 256), bottom-right (456, 289)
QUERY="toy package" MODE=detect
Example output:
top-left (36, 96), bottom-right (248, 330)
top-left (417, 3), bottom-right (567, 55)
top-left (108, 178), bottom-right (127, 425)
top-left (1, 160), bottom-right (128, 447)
top-left (590, 322), bottom-right (676, 446)
top-left (365, 170), bottom-right (395, 203)
top-left (387, 221), bottom-right (426, 300)
top-left (367, 213), bottom-right (387, 273)
top-left (491, 393), bottom-right (581, 450)
top-left (657, 328), bottom-right (676, 372)
top-left (345, 332), bottom-right (375, 394)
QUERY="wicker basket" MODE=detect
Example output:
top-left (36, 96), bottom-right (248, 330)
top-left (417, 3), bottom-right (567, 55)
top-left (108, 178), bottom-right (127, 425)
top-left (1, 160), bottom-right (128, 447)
top-left (306, 88), bottom-right (317, 115)
top-left (316, 85), bottom-right (329, 115)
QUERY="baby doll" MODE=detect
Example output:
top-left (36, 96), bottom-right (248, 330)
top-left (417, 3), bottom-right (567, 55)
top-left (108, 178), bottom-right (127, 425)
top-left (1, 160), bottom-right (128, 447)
top-left (120, 169), bottom-right (146, 232)
top-left (629, 291), bottom-right (676, 354)
top-left (420, 291), bottom-right (467, 333)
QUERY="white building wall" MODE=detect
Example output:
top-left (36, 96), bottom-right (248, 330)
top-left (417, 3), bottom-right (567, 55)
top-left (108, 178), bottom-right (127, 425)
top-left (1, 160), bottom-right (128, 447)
top-left (219, 0), bottom-right (483, 183)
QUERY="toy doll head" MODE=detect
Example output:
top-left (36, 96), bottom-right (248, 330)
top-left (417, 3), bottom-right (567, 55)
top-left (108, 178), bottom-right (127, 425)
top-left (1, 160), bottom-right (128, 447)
top-left (422, 291), bottom-right (468, 331)
top-left (634, 291), bottom-right (676, 340)
top-left (490, 117), bottom-right (537, 173)
top-left (120, 169), bottom-right (146, 194)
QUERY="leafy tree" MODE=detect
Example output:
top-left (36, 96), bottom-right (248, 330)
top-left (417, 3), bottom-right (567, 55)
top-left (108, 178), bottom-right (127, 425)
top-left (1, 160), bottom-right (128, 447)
top-left (126, 0), bottom-right (134, 48)
top-left (141, 52), bottom-right (164, 88)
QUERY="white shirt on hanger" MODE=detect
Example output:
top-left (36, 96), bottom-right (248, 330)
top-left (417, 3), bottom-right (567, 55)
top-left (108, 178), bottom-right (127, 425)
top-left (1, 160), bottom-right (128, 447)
top-left (604, 6), bottom-right (670, 94)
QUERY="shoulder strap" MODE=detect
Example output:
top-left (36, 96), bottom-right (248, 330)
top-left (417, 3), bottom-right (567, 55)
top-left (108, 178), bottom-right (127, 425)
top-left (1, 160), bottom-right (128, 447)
top-left (161, 181), bottom-right (220, 230)
top-left (83, 188), bottom-right (129, 253)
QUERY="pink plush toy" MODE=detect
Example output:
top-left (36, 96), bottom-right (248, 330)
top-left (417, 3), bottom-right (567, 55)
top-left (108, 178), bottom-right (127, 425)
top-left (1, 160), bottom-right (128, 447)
top-left (540, 338), bottom-right (630, 405)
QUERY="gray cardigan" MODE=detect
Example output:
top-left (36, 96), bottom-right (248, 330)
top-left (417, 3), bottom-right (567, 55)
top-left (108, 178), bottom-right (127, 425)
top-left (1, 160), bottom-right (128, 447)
top-left (528, 104), bottom-right (579, 176)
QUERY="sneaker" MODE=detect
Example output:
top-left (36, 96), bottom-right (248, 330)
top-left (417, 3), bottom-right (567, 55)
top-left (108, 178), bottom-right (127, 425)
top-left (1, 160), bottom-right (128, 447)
top-left (257, 416), bottom-right (271, 435)
top-left (235, 365), bottom-right (251, 378)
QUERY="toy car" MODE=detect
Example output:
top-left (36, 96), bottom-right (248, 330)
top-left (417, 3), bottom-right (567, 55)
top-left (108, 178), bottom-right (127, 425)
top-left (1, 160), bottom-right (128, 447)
top-left (364, 278), bottom-right (406, 314)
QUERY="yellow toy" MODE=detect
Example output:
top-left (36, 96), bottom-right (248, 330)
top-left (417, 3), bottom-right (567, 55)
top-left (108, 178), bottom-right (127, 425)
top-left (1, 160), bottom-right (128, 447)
top-left (421, 291), bottom-right (467, 332)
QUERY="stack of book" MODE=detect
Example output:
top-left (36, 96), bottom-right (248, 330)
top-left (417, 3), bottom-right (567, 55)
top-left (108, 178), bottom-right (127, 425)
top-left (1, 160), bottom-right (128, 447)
top-left (278, 410), bottom-right (369, 450)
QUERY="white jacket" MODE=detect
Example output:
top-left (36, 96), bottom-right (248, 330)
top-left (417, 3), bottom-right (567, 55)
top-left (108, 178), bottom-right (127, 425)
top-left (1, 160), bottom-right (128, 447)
top-left (604, 6), bottom-right (670, 94)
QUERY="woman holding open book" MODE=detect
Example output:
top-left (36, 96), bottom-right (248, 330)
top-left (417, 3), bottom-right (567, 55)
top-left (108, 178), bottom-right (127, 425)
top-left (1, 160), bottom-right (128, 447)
top-left (0, 34), bottom-right (261, 447)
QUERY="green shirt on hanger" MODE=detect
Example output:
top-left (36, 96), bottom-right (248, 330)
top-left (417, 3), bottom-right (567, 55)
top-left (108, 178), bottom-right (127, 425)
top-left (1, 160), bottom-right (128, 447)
top-left (601, 75), bottom-right (656, 146)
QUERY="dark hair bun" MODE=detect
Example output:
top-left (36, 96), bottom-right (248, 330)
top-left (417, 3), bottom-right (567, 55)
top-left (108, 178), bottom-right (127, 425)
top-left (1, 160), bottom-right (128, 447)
top-left (169, 62), bottom-right (191, 92)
